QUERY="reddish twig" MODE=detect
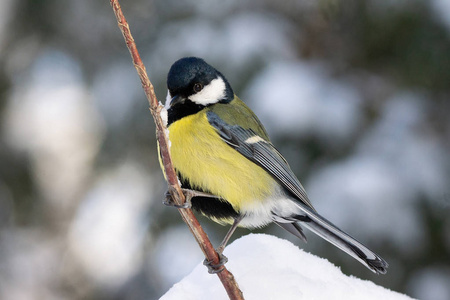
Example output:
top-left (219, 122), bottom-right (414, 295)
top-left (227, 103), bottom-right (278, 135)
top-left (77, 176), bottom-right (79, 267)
top-left (109, 1), bottom-right (244, 299)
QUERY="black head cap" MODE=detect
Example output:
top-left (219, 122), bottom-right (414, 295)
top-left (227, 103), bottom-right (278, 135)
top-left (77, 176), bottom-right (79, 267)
top-left (167, 57), bottom-right (233, 102)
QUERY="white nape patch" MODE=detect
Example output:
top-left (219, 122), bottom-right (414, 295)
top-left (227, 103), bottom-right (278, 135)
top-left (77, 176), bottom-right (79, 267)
top-left (189, 77), bottom-right (226, 105)
top-left (164, 90), bottom-right (172, 109)
top-left (245, 135), bottom-right (265, 144)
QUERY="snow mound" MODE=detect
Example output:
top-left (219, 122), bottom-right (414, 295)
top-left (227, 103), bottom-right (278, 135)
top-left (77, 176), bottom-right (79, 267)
top-left (160, 234), bottom-right (414, 300)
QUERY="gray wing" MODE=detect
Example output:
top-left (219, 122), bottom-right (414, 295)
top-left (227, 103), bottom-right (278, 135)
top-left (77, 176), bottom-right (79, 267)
top-left (207, 111), bottom-right (314, 210)
top-left (207, 111), bottom-right (389, 274)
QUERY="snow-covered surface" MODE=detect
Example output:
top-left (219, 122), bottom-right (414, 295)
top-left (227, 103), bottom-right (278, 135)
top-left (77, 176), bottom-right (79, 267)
top-left (160, 234), bottom-right (414, 300)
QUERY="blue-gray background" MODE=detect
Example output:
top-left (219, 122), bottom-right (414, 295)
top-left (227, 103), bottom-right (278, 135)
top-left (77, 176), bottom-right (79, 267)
top-left (0, 0), bottom-right (449, 299)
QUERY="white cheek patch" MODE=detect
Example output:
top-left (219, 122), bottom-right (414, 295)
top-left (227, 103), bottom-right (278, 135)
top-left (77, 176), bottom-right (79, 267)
top-left (189, 77), bottom-right (226, 105)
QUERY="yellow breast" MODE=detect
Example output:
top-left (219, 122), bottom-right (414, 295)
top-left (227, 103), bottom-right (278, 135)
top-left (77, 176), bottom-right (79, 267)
top-left (167, 111), bottom-right (276, 212)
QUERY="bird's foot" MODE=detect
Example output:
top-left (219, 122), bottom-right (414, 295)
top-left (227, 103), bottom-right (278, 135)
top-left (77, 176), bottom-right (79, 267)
top-left (163, 189), bottom-right (190, 208)
top-left (203, 251), bottom-right (228, 274)
top-left (163, 188), bottom-right (217, 209)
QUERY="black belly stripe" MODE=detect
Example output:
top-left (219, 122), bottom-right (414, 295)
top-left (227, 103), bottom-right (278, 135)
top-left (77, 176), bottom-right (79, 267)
top-left (191, 197), bottom-right (240, 220)
top-left (178, 173), bottom-right (240, 220)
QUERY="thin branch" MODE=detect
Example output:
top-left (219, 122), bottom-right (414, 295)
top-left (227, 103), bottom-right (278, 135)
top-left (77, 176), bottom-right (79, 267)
top-left (109, 1), bottom-right (244, 299)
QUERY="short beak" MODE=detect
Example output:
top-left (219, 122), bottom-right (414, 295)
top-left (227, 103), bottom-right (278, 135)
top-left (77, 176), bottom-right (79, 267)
top-left (169, 95), bottom-right (185, 107)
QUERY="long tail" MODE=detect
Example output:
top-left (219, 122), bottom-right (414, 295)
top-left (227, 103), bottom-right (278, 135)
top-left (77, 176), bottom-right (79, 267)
top-left (282, 210), bottom-right (388, 274)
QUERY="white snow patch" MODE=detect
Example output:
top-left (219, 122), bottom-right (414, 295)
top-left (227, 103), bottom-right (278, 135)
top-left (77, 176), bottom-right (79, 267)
top-left (164, 90), bottom-right (172, 109)
top-left (160, 103), bottom-right (169, 128)
top-left (160, 234), bottom-right (414, 300)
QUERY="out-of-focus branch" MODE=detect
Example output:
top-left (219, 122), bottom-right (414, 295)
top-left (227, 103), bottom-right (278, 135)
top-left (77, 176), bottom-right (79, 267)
top-left (109, 1), bottom-right (244, 299)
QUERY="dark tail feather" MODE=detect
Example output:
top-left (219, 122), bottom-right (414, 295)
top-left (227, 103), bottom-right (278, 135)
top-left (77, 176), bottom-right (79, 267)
top-left (275, 221), bottom-right (307, 243)
top-left (295, 211), bottom-right (388, 274)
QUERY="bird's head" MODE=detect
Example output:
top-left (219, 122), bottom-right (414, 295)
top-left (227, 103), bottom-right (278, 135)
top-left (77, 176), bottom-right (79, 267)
top-left (166, 57), bottom-right (234, 117)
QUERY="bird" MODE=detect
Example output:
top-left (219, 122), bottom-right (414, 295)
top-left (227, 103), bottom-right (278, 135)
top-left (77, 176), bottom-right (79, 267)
top-left (159, 56), bottom-right (388, 274)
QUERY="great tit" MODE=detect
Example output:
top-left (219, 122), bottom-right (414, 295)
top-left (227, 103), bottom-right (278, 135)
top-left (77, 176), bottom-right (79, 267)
top-left (160, 57), bottom-right (388, 274)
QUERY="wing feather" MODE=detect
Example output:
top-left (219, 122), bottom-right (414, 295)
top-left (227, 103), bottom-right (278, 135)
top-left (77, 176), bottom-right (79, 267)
top-left (207, 111), bottom-right (314, 210)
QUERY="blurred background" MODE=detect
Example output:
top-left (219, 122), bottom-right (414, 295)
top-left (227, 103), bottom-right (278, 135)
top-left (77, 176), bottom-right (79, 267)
top-left (0, 0), bottom-right (449, 299)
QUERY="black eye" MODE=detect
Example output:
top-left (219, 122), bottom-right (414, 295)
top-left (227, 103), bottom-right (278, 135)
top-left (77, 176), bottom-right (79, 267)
top-left (193, 83), bottom-right (203, 93)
